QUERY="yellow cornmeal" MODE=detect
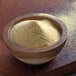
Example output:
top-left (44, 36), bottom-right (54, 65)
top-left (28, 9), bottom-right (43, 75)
top-left (9, 19), bottom-right (60, 49)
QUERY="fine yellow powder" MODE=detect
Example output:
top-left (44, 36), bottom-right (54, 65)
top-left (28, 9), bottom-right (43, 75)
top-left (9, 19), bottom-right (60, 49)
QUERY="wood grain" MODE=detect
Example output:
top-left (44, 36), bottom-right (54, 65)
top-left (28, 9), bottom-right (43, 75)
top-left (0, 0), bottom-right (76, 76)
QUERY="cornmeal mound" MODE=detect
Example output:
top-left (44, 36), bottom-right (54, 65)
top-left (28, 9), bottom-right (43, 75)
top-left (9, 19), bottom-right (60, 49)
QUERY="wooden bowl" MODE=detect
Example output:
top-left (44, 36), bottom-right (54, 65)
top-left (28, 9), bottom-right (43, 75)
top-left (3, 13), bottom-right (68, 65)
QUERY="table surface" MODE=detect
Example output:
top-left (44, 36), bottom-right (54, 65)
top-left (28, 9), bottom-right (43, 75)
top-left (0, 0), bottom-right (76, 76)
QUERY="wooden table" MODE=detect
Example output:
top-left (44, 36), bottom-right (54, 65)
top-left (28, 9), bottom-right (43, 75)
top-left (0, 0), bottom-right (76, 76)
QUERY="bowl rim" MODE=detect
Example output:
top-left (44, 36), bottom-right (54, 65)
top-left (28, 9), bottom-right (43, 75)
top-left (3, 13), bottom-right (68, 53)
